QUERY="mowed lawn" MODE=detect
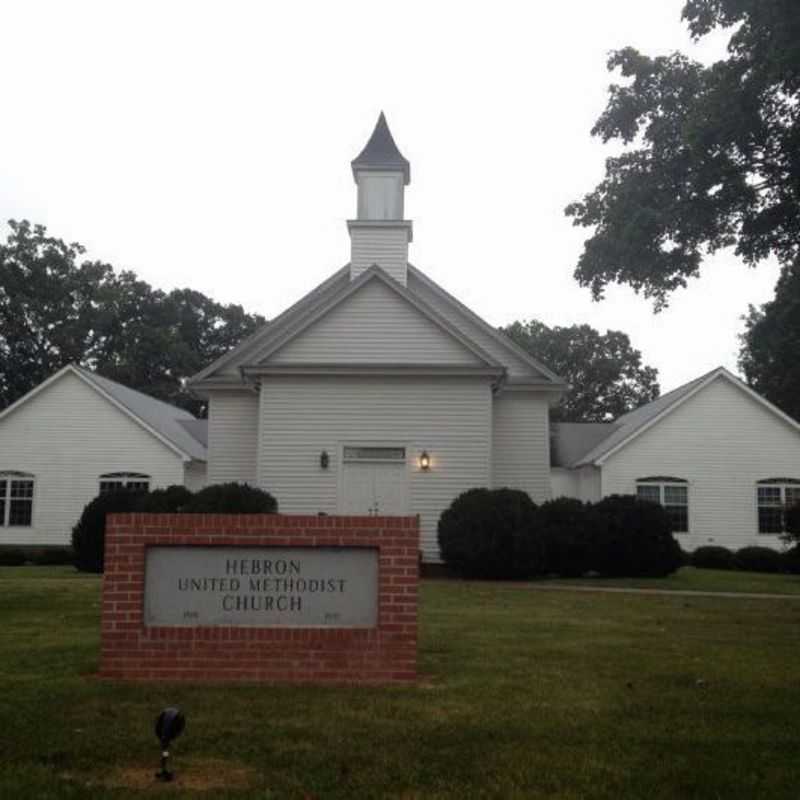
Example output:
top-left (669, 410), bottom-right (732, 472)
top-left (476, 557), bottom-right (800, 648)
top-left (1, 569), bottom-right (799, 799)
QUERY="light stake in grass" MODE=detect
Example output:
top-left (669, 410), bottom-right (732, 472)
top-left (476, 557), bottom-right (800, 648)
top-left (154, 707), bottom-right (185, 782)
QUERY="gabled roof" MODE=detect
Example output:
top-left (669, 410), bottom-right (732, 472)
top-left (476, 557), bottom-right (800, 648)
top-left (573, 367), bottom-right (800, 467)
top-left (351, 112), bottom-right (410, 184)
top-left (551, 422), bottom-right (618, 468)
top-left (0, 365), bottom-right (207, 462)
top-left (188, 263), bottom-right (567, 390)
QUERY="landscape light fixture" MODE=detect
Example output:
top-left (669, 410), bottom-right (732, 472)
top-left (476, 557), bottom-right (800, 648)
top-left (419, 451), bottom-right (431, 471)
top-left (154, 707), bottom-right (186, 782)
top-left (320, 450), bottom-right (330, 469)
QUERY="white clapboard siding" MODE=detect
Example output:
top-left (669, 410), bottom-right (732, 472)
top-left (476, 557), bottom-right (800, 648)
top-left (492, 391), bottom-right (551, 502)
top-left (406, 271), bottom-right (535, 377)
top-left (0, 371), bottom-right (184, 546)
top-left (271, 279), bottom-right (483, 366)
top-left (601, 376), bottom-right (800, 551)
top-left (257, 376), bottom-right (492, 561)
top-left (350, 226), bottom-right (408, 285)
top-left (207, 391), bottom-right (259, 485)
top-left (184, 461), bottom-right (208, 492)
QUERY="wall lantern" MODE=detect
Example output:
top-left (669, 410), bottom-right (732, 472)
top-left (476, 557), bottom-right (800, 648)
top-left (320, 450), bottom-right (330, 470)
top-left (419, 451), bottom-right (431, 471)
top-left (154, 707), bottom-right (186, 782)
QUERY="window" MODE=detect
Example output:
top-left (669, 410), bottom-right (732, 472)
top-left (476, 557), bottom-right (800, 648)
top-left (636, 477), bottom-right (689, 533)
top-left (342, 447), bottom-right (406, 463)
top-left (0, 472), bottom-right (35, 527)
top-left (756, 479), bottom-right (800, 534)
top-left (99, 472), bottom-right (151, 495)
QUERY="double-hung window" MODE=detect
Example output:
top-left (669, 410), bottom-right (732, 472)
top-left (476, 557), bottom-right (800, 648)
top-left (636, 477), bottom-right (689, 534)
top-left (756, 479), bottom-right (800, 534)
top-left (98, 472), bottom-right (151, 495)
top-left (0, 472), bottom-right (35, 527)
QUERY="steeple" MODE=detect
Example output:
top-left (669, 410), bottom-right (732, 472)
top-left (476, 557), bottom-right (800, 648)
top-left (348, 113), bottom-right (413, 285)
top-left (351, 112), bottom-right (410, 184)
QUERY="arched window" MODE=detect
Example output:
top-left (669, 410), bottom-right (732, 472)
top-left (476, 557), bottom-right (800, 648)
top-left (636, 477), bottom-right (689, 533)
top-left (98, 472), bottom-right (151, 496)
top-left (756, 478), bottom-right (800, 534)
top-left (0, 471), bottom-right (35, 527)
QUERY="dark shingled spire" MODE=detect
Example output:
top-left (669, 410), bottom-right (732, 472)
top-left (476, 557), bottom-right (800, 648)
top-left (351, 112), bottom-right (410, 184)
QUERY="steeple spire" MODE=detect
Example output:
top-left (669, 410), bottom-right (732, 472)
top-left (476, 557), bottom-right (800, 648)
top-left (351, 112), bottom-right (410, 184)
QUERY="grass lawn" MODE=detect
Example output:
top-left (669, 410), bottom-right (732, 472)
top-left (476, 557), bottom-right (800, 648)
top-left (1, 568), bottom-right (799, 798)
top-left (540, 565), bottom-right (800, 595)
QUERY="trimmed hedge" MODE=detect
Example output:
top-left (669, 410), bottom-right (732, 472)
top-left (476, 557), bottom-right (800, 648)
top-left (536, 498), bottom-right (597, 578)
top-left (784, 545), bottom-right (800, 575)
top-left (785, 503), bottom-right (800, 544)
top-left (136, 485), bottom-right (194, 513)
top-left (437, 488), bottom-right (540, 579)
top-left (182, 483), bottom-right (277, 514)
top-left (0, 548), bottom-right (27, 566)
top-left (691, 546), bottom-right (735, 570)
top-left (733, 546), bottom-right (786, 573)
top-left (591, 494), bottom-right (683, 578)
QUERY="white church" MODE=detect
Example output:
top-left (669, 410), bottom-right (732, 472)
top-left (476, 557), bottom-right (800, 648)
top-left (2, 114), bottom-right (799, 560)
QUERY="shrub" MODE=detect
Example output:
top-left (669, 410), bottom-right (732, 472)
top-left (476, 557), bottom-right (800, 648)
top-left (536, 498), bottom-right (597, 577)
top-left (437, 488), bottom-right (540, 579)
top-left (783, 545), bottom-right (800, 575)
top-left (182, 483), bottom-right (278, 514)
top-left (136, 485), bottom-right (194, 513)
top-left (691, 545), bottom-right (735, 570)
top-left (734, 546), bottom-right (785, 573)
top-left (784, 502), bottom-right (800, 545)
top-left (71, 490), bottom-right (145, 573)
top-left (591, 494), bottom-right (683, 578)
top-left (0, 548), bottom-right (27, 566)
top-left (33, 548), bottom-right (74, 566)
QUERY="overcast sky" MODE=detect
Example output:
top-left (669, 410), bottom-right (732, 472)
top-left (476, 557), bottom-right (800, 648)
top-left (0, 1), bottom-right (781, 393)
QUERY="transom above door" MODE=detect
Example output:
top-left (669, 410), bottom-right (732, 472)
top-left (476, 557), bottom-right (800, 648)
top-left (340, 445), bottom-right (410, 516)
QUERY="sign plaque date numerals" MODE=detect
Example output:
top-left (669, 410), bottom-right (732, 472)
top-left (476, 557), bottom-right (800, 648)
top-left (182, 610), bottom-right (199, 621)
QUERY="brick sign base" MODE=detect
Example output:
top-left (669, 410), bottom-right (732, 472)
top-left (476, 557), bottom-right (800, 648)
top-left (100, 514), bottom-right (418, 684)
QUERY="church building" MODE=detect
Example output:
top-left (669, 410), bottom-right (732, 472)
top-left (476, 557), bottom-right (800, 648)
top-left (189, 114), bottom-right (566, 561)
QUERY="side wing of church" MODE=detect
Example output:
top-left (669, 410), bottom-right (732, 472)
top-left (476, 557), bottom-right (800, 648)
top-left (189, 114), bottom-right (565, 561)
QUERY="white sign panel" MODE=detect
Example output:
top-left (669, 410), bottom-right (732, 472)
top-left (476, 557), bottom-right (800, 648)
top-left (144, 546), bottom-right (378, 628)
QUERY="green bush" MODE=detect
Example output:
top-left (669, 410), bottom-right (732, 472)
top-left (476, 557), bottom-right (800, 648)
top-left (33, 548), bottom-right (74, 566)
top-left (783, 545), bottom-right (800, 575)
top-left (182, 483), bottom-right (278, 514)
top-left (691, 545), bottom-right (735, 570)
top-left (136, 485), bottom-right (194, 512)
top-left (0, 548), bottom-right (27, 566)
top-left (591, 495), bottom-right (683, 578)
top-left (733, 546), bottom-right (785, 573)
top-left (72, 491), bottom-right (145, 573)
top-left (536, 498), bottom-right (597, 577)
top-left (784, 502), bottom-right (800, 545)
top-left (437, 488), bottom-right (540, 579)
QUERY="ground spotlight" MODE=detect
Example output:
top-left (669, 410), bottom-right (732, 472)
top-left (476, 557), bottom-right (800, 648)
top-left (154, 707), bottom-right (185, 782)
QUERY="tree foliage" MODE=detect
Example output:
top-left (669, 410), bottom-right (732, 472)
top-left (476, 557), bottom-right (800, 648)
top-left (502, 319), bottom-right (659, 421)
top-left (739, 262), bottom-right (800, 420)
top-left (0, 220), bottom-right (265, 415)
top-left (566, 0), bottom-right (800, 309)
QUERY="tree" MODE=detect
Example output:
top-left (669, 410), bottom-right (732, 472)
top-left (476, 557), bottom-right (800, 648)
top-left (503, 320), bottom-right (659, 422)
top-left (0, 220), bottom-right (265, 416)
top-left (739, 262), bottom-right (800, 421)
top-left (566, 1), bottom-right (800, 309)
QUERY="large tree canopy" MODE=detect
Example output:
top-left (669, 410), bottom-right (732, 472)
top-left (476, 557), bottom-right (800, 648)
top-left (739, 262), bottom-right (800, 421)
top-left (502, 320), bottom-right (660, 422)
top-left (566, 0), bottom-right (800, 309)
top-left (0, 220), bottom-right (265, 416)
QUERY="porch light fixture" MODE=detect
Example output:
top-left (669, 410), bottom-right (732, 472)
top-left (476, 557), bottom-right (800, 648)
top-left (419, 451), bottom-right (431, 471)
top-left (320, 450), bottom-right (330, 470)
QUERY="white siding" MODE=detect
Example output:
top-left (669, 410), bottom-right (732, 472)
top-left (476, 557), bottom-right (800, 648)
top-left (406, 272), bottom-right (536, 378)
top-left (207, 391), bottom-right (259, 485)
top-left (271, 279), bottom-right (482, 366)
top-left (551, 468), bottom-right (577, 499)
top-left (552, 466), bottom-right (602, 502)
top-left (257, 376), bottom-right (492, 561)
top-left (350, 225), bottom-right (408, 285)
top-left (184, 461), bottom-right (208, 493)
top-left (0, 372), bottom-right (184, 546)
top-left (601, 376), bottom-right (800, 551)
top-left (492, 391), bottom-right (551, 502)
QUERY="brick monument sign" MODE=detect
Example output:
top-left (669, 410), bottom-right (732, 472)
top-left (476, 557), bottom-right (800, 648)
top-left (100, 514), bottom-right (418, 684)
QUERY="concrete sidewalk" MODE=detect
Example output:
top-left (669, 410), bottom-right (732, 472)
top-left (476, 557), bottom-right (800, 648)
top-left (524, 583), bottom-right (800, 600)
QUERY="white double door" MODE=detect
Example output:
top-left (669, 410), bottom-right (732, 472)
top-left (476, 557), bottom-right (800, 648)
top-left (341, 460), bottom-right (410, 516)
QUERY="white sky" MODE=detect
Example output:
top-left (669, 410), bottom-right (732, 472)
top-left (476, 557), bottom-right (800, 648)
top-left (0, 1), bottom-right (781, 393)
